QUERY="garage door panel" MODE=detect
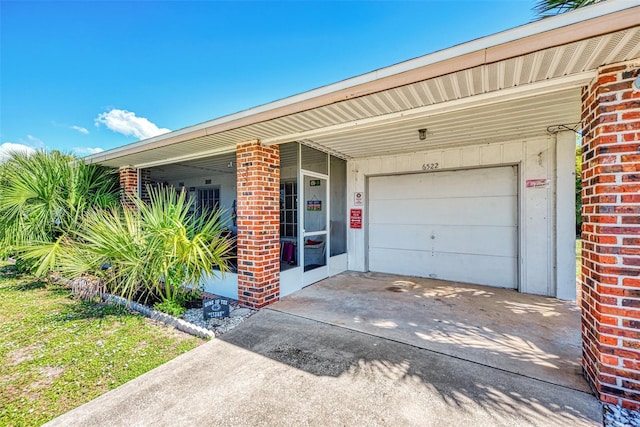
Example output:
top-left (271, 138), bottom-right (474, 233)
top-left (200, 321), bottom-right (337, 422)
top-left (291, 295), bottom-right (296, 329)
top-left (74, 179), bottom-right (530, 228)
top-left (370, 224), bottom-right (517, 257)
top-left (369, 224), bottom-right (430, 252)
top-left (370, 167), bottom-right (516, 200)
top-left (368, 166), bottom-right (518, 289)
top-left (369, 248), bottom-right (517, 288)
top-left (425, 225), bottom-right (517, 257)
top-left (370, 196), bottom-right (517, 226)
top-left (369, 248), bottom-right (432, 278)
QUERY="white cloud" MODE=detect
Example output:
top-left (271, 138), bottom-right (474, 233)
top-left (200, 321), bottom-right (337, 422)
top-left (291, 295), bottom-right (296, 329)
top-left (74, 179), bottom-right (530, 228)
top-left (0, 142), bottom-right (36, 162)
top-left (73, 146), bottom-right (104, 155)
top-left (94, 109), bottom-right (171, 140)
top-left (71, 125), bottom-right (89, 135)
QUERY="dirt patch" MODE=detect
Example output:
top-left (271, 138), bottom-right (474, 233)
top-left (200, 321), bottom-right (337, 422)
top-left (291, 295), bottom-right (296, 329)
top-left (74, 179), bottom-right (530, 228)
top-left (6, 343), bottom-right (43, 366)
top-left (30, 366), bottom-right (65, 390)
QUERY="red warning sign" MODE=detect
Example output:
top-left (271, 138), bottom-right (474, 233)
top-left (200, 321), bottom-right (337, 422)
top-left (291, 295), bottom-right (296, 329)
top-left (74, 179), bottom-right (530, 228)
top-left (350, 208), bottom-right (363, 229)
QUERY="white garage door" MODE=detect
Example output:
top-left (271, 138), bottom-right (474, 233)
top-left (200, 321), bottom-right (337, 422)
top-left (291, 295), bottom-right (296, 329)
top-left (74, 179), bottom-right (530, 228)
top-left (368, 166), bottom-right (518, 288)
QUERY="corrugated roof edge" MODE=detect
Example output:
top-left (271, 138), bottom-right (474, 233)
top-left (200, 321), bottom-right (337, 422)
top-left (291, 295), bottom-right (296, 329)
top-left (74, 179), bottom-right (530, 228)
top-left (84, 0), bottom-right (640, 165)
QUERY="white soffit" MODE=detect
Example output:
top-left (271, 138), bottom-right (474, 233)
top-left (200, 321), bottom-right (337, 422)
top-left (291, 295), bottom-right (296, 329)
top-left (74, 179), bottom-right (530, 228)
top-left (148, 151), bottom-right (237, 182)
top-left (95, 24), bottom-right (640, 168)
top-left (312, 88), bottom-right (582, 158)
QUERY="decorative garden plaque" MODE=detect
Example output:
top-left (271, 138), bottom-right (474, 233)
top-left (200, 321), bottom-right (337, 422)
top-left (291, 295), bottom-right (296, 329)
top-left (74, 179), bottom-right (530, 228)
top-left (202, 298), bottom-right (230, 320)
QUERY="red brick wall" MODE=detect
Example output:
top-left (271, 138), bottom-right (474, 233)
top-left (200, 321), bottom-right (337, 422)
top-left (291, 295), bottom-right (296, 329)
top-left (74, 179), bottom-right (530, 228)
top-left (119, 166), bottom-right (138, 208)
top-left (581, 62), bottom-right (640, 410)
top-left (236, 140), bottom-right (280, 308)
top-left (119, 167), bottom-right (150, 207)
top-left (139, 168), bottom-right (150, 204)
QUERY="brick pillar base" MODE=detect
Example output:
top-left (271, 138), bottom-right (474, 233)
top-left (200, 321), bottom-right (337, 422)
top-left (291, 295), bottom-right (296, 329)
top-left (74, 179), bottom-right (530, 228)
top-left (119, 166), bottom-right (139, 208)
top-left (236, 140), bottom-right (280, 308)
top-left (581, 61), bottom-right (640, 411)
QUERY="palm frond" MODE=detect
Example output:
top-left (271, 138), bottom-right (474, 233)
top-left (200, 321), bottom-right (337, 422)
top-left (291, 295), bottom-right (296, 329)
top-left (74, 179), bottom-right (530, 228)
top-left (534, 0), bottom-right (602, 19)
top-left (61, 185), bottom-right (234, 302)
top-left (0, 150), bottom-right (119, 273)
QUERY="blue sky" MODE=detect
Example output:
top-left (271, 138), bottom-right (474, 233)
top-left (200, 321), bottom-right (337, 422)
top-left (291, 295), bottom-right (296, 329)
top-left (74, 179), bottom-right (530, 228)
top-left (1, 1), bottom-right (537, 159)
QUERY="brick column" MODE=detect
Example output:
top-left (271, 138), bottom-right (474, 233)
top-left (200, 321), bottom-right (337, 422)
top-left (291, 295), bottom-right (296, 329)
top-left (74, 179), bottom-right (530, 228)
top-left (581, 61), bottom-right (640, 411)
top-left (119, 166), bottom-right (138, 208)
top-left (236, 140), bottom-right (280, 308)
top-left (118, 166), bottom-right (150, 207)
top-left (139, 168), bottom-right (151, 204)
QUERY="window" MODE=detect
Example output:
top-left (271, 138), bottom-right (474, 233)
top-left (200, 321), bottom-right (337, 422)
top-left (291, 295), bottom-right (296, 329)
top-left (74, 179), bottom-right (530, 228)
top-left (198, 188), bottom-right (220, 215)
top-left (280, 181), bottom-right (297, 238)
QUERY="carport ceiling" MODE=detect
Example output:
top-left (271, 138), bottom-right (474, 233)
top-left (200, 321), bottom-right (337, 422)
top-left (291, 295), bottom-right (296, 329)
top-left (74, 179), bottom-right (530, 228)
top-left (89, 24), bottom-right (640, 169)
top-left (308, 87), bottom-right (582, 158)
top-left (147, 152), bottom-right (237, 182)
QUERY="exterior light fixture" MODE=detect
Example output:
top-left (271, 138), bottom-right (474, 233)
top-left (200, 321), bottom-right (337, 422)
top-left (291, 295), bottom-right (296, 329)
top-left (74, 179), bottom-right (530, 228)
top-left (633, 75), bottom-right (640, 92)
top-left (418, 128), bottom-right (427, 140)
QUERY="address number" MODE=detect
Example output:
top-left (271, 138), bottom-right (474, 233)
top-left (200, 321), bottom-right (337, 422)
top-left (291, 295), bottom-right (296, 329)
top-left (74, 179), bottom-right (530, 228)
top-left (422, 163), bottom-right (439, 171)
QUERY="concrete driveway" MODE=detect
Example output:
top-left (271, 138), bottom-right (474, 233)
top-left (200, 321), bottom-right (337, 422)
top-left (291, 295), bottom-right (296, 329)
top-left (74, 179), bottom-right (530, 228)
top-left (274, 272), bottom-right (589, 392)
top-left (46, 306), bottom-right (600, 426)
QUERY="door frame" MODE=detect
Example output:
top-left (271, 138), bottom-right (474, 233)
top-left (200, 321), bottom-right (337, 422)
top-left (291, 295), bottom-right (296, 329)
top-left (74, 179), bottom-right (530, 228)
top-left (299, 168), bottom-right (330, 286)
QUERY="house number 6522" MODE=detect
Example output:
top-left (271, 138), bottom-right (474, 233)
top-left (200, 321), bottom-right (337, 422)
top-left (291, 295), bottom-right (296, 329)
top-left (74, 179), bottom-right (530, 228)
top-left (422, 163), bottom-right (439, 171)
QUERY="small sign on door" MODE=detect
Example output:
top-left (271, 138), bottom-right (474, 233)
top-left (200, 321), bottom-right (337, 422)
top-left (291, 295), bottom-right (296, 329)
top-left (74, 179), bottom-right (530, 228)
top-left (307, 200), bottom-right (322, 211)
top-left (354, 192), bottom-right (364, 206)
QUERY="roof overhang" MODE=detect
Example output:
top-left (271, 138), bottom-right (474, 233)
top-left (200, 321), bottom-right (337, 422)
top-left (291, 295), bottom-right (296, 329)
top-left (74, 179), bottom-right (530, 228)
top-left (85, 0), bottom-right (640, 168)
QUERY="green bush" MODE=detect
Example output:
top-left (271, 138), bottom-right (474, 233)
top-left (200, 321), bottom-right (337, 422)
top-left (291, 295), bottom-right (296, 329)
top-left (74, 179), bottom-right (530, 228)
top-left (58, 186), bottom-right (233, 304)
top-left (576, 145), bottom-right (582, 235)
top-left (154, 299), bottom-right (186, 317)
top-left (0, 150), bottom-right (118, 275)
top-left (1, 151), bottom-right (231, 312)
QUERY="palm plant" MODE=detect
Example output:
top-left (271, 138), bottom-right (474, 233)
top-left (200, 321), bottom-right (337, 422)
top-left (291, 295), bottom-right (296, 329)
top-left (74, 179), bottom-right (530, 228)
top-left (0, 150), bottom-right (118, 275)
top-left (535, 0), bottom-right (603, 18)
top-left (59, 186), bottom-right (233, 304)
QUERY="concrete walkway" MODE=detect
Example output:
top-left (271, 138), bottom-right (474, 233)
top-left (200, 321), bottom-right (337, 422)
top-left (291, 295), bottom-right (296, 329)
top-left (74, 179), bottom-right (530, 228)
top-left (46, 309), bottom-right (601, 426)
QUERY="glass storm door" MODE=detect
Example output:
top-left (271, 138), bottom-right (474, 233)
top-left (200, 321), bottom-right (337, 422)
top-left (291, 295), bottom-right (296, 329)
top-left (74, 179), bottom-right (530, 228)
top-left (301, 172), bottom-right (329, 285)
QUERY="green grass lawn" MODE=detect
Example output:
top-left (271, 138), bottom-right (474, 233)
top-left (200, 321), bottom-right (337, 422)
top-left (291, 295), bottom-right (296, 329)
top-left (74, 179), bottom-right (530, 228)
top-left (0, 264), bottom-right (204, 427)
top-left (576, 239), bottom-right (582, 278)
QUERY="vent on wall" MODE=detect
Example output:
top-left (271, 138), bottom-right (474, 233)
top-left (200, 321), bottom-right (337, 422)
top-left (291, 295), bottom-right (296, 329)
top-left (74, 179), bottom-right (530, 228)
top-left (205, 179), bottom-right (211, 185)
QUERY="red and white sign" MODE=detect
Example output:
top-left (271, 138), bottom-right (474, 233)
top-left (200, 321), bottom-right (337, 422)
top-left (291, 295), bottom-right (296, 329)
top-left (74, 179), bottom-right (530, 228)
top-left (350, 208), bottom-right (363, 229)
top-left (526, 178), bottom-right (550, 189)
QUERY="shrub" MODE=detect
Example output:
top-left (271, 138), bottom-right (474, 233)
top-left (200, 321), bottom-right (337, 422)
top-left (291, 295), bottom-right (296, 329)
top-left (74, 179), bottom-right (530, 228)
top-left (154, 299), bottom-right (186, 317)
top-left (59, 186), bottom-right (233, 305)
top-left (0, 150), bottom-right (118, 275)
